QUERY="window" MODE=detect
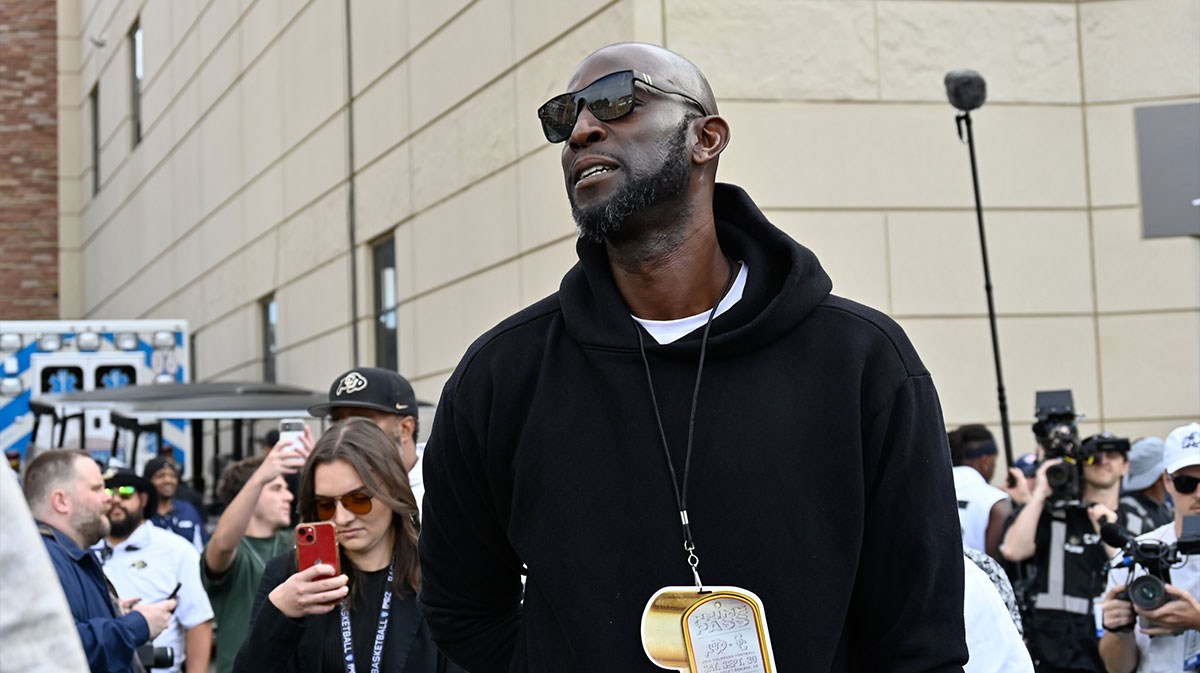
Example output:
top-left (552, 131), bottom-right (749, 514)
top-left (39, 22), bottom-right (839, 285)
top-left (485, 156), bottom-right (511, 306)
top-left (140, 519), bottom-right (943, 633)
top-left (373, 237), bottom-right (398, 371)
top-left (129, 21), bottom-right (143, 146)
top-left (261, 295), bottom-right (277, 382)
top-left (89, 84), bottom-right (100, 194)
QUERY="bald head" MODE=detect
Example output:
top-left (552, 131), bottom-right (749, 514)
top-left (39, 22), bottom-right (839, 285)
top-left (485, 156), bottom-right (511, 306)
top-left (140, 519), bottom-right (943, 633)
top-left (569, 42), bottom-right (718, 116)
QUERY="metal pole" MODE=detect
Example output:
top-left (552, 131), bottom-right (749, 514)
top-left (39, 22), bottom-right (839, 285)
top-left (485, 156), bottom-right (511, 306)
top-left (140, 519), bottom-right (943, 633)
top-left (233, 419), bottom-right (244, 461)
top-left (192, 420), bottom-right (205, 499)
top-left (958, 111), bottom-right (1014, 474)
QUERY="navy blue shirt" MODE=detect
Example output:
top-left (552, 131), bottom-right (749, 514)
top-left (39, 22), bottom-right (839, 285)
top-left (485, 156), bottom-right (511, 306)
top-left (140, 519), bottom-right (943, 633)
top-left (39, 522), bottom-right (150, 673)
top-left (150, 498), bottom-right (208, 551)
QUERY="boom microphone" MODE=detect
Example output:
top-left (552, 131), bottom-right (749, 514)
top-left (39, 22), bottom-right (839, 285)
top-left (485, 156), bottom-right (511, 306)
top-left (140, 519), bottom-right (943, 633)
top-left (945, 70), bottom-right (987, 112)
top-left (1101, 522), bottom-right (1136, 549)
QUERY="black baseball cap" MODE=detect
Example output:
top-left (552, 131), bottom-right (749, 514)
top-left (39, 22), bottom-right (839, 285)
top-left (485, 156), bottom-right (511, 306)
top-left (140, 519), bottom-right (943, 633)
top-left (103, 467), bottom-right (158, 520)
top-left (307, 367), bottom-right (418, 419)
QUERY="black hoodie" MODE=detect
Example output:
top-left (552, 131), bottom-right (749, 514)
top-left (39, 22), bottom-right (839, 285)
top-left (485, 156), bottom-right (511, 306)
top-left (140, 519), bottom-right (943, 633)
top-left (419, 184), bottom-right (967, 673)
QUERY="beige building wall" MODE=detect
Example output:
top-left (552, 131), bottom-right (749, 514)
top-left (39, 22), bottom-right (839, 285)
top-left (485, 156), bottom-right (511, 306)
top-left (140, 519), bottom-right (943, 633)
top-left (58, 0), bottom-right (1199, 471)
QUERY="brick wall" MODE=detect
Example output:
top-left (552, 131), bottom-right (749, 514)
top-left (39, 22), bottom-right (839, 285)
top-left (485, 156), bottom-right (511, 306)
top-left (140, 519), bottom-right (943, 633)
top-left (0, 0), bottom-right (58, 319)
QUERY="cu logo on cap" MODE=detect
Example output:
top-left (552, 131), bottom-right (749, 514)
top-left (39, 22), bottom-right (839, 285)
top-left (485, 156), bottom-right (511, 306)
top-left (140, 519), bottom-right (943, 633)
top-left (336, 372), bottom-right (368, 396)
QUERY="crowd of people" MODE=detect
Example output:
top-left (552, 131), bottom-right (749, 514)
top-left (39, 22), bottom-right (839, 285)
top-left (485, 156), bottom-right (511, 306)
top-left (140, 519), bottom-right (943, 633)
top-left (2, 41), bottom-right (1197, 673)
top-left (950, 421), bottom-right (1200, 673)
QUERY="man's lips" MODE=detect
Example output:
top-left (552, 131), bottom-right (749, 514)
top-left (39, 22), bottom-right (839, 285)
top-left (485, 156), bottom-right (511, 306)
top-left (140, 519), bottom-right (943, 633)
top-left (571, 155), bottom-right (619, 186)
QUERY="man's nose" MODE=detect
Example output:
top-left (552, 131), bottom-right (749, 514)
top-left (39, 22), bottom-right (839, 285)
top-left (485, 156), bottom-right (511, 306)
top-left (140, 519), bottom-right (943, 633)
top-left (568, 103), bottom-right (608, 150)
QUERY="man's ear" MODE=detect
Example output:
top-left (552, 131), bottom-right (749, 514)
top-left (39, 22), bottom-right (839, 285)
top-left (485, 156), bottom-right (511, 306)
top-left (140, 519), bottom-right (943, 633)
top-left (400, 416), bottom-right (416, 442)
top-left (692, 115), bottom-right (730, 167)
top-left (139, 492), bottom-right (149, 509)
top-left (50, 488), bottom-right (71, 515)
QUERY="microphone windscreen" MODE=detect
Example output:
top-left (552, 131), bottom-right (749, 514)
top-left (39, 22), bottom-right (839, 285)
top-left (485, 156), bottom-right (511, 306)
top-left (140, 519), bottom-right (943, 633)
top-left (945, 70), bottom-right (987, 111)
top-left (1100, 522), bottom-right (1134, 549)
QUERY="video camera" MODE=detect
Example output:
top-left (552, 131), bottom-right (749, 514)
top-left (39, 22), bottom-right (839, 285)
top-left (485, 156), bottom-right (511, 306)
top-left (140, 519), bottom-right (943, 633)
top-left (1032, 390), bottom-right (1084, 503)
top-left (1031, 390), bottom-right (1132, 506)
top-left (1101, 515), bottom-right (1200, 625)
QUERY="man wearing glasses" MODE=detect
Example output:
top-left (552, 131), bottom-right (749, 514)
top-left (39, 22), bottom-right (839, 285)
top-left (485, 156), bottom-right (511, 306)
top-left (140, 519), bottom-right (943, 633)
top-left (1100, 422), bottom-right (1200, 673)
top-left (96, 468), bottom-right (213, 673)
top-left (419, 43), bottom-right (966, 672)
top-left (24, 450), bottom-right (177, 672)
top-left (1002, 434), bottom-right (1130, 673)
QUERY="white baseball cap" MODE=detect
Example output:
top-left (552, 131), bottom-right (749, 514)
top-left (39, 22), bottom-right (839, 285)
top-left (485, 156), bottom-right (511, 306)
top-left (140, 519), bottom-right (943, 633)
top-left (1162, 422), bottom-right (1200, 475)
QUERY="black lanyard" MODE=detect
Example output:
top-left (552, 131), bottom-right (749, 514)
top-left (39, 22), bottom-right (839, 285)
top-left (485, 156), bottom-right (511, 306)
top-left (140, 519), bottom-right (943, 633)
top-left (633, 260), bottom-right (739, 590)
top-left (339, 553), bottom-right (396, 673)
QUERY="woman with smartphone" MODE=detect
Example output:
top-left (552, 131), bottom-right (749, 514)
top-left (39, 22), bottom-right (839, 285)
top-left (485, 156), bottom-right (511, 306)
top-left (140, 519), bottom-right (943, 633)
top-left (233, 417), bottom-right (462, 672)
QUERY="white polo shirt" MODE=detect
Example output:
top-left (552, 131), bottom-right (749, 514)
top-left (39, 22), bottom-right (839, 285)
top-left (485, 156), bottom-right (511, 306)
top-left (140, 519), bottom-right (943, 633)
top-left (94, 522), bottom-right (214, 673)
top-left (953, 465), bottom-right (1008, 554)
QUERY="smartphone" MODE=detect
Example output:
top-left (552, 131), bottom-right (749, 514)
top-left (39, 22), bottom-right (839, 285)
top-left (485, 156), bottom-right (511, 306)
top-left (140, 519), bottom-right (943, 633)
top-left (295, 522), bottom-right (340, 575)
top-left (278, 418), bottom-right (306, 453)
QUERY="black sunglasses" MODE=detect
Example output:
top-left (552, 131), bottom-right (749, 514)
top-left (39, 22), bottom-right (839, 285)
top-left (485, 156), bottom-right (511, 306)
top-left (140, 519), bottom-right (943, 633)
top-left (1170, 474), bottom-right (1199, 495)
top-left (537, 69), bottom-right (708, 143)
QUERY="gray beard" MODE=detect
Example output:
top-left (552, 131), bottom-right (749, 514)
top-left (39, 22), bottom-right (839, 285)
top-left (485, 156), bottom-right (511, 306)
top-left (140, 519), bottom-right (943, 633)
top-left (570, 119), bottom-right (693, 244)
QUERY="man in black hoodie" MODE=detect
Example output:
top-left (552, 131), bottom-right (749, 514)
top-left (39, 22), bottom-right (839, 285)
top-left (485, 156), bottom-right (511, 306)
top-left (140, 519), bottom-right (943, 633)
top-left (418, 42), bottom-right (966, 673)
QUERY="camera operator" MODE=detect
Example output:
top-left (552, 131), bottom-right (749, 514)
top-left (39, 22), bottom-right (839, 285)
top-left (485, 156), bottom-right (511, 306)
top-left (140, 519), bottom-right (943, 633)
top-left (1002, 433), bottom-right (1132, 673)
top-left (1099, 422), bottom-right (1200, 673)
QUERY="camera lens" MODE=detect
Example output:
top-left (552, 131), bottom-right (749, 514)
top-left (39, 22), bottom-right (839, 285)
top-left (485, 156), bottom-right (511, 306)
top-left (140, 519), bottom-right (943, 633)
top-left (1045, 463), bottom-right (1068, 488)
top-left (1128, 575), bottom-right (1167, 611)
top-left (306, 534), bottom-right (314, 542)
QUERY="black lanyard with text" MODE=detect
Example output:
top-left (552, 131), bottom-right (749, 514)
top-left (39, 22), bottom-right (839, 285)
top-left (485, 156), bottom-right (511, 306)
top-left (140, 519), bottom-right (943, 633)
top-left (339, 553), bottom-right (396, 673)
top-left (633, 260), bottom-right (738, 590)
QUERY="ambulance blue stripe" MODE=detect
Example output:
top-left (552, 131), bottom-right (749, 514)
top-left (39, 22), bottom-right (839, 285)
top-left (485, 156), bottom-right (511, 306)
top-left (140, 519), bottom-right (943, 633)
top-left (2, 431), bottom-right (32, 456)
top-left (9, 341), bottom-right (39, 373)
top-left (0, 390), bottom-right (32, 430)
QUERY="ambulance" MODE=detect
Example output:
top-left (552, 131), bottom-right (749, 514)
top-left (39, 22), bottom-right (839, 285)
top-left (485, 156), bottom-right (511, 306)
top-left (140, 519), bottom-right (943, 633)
top-left (0, 319), bottom-right (190, 472)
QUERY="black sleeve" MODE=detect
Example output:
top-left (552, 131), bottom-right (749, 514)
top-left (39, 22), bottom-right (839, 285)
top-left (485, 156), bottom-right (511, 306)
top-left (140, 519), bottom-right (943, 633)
top-left (232, 551), bottom-right (302, 673)
top-left (849, 374), bottom-right (968, 672)
top-left (418, 393), bottom-right (524, 673)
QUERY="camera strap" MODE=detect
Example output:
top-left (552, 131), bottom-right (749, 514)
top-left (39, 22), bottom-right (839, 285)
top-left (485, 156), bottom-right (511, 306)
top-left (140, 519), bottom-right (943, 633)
top-left (339, 552), bottom-right (396, 673)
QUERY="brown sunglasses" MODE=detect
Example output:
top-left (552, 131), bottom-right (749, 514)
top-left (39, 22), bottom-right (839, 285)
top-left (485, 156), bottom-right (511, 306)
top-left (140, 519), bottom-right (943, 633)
top-left (313, 491), bottom-right (373, 521)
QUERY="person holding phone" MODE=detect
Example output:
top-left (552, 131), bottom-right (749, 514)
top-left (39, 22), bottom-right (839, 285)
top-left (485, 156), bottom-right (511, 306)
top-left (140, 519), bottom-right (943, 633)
top-left (232, 418), bottom-right (461, 672)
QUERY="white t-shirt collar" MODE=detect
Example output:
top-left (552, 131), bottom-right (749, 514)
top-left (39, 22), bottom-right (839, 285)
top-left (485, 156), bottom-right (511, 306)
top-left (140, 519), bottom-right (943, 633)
top-left (632, 262), bottom-right (748, 345)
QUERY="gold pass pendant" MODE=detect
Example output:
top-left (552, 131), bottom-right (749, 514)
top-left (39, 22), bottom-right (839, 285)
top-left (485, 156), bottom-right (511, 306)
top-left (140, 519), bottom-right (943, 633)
top-left (641, 586), bottom-right (776, 673)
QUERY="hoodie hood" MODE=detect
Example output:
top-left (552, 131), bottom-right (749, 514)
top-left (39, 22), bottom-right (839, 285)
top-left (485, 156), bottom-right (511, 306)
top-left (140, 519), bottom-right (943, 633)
top-left (559, 183), bottom-right (833, 357)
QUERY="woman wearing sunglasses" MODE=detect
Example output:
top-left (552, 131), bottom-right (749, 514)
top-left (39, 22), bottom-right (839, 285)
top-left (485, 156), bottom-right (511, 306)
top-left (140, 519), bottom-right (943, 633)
top-left (233, 418), bottom-right (461, 673)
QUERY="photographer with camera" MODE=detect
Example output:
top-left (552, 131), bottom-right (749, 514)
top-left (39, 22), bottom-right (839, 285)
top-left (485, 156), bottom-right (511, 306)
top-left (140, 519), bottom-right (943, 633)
top-left (1002, 414), bottom-right (1132, 671)
top-left (1099, 422), bottom-right (1200, 673)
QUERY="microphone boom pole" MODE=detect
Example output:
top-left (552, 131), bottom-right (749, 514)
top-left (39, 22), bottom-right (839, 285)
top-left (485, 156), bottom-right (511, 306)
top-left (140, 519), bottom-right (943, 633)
top-left (944, 70), bottom-right (1015, 481)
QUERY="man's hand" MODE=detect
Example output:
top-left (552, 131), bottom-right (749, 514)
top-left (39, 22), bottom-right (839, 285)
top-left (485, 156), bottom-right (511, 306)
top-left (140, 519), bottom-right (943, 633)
top-left (1001, 467), bottom-right (1031, 505)
top-left (132, 599), bottom-right (177, 639)
top-left (1137, 584), bottom-right (1200, 635)
top-left (268, 564), bottom-right (349, 619)
top-left (1032, 458), bottom-right (1061, 499)
top-left (258, 426), bottom-right (313, 484)
top-left (1087, 502), bottom-right (1118, 531)
top-left (1101, 585), bottom-right (1135, 632)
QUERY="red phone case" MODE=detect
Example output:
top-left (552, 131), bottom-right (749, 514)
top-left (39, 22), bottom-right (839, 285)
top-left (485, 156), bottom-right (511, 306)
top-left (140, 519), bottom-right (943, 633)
top-left (295, 522), bottom-right (340, 575)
